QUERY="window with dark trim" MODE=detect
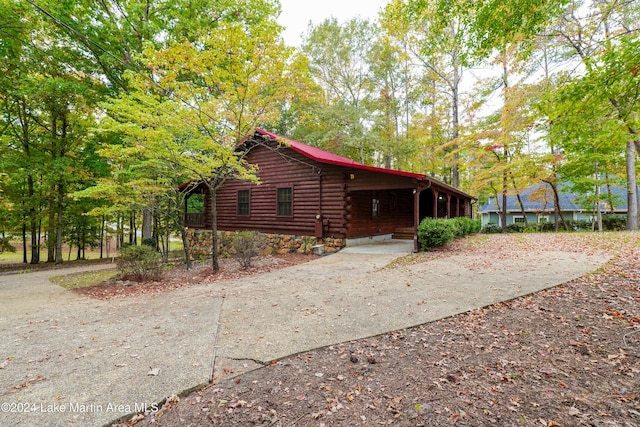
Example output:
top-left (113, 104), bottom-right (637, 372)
top-left (277, 187), bottom-right (292, 216)
top-left (237, 189), bottom-right (250, 216)
top-left (372, 193), bottom-right (380, 218)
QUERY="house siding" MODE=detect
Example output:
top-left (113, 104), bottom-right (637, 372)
top-left (216, 142), bottom-right (349, 238)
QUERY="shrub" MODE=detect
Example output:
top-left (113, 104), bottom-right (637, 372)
top-left (142, 237), bottom-right (156, 248)
top-left (448, 218), bottom-right (465, 238)
top-left (481, 223), bottom-right (501, 234)
top-left (506, 223), bottom-right (526, 233)
top-left (450, 217), bottom-right (471, 237)
top-left (565, 219), bottom-right (592, 231)
top-left (231, 230), bottom-right (267, 270)
top-left (449, 217), bottom-right (481, 237)
top-left (536, 221), bottom-right (555, 232)
top-left (0, 237), bottom-right (16, 253)
top-left (417, 218), bottom-right (456, 250)
top-left (116, 245), bottom-right (162, 281)
top-left (602, 214), bottom-right (626, 231)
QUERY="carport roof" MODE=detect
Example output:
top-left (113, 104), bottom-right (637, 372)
top-left (253, 129), bottom-right (475, 199)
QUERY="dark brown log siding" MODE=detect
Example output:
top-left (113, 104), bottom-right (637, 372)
top-left (216, 143), bottom-right (348, 237)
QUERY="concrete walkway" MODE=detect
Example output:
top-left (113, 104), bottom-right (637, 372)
top-left (0, 244), bottom-right (608, 427)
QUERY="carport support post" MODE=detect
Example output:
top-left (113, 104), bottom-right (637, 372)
top-left (413, 180), bottom-right (432, 253)
top-left (432, 189), bottom-right (439, 218)
top-left (413, 188), bottom-right (420, 252)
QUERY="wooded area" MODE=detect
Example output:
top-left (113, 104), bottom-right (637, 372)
top-left (1, 0), bottom-right (639, 266)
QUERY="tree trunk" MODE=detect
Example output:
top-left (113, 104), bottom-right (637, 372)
top-left (100, 216), bottom-right (105, 259)
top-left (142, 207), bottom-right (153, 242)
top-left (55, 183), bottom-right (63, 264)
top-left (501, 169), bottom-right (508, 233)
top-left (451, 77), bottom-right (460, 188)
top-left (595, 173), bottom-right (603, 232)
top-left (18, 99), bottom-right (40, 264)
top-left (544, 180), bottom-right (568, 231)
top-left (22, 220), bottom-right (27, 264)
top-left (180, 226), bottom-right (191, 270)
top-left (129, 212), bottom-right (135, 245)
top-left (510, 174), bottom-right (528, 227)
top-left (47, 193), bottom-right (56, 262)
top-left (626, 140), bottom-right (639, 230)
top-left (210, 189), bottom-right (219, 271)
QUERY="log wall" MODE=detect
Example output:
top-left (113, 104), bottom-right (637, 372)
top-left (216, 142), bottom-right (349, 238)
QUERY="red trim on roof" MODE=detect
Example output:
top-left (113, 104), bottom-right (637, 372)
top-left (254, 128), bottom-right (426, 180)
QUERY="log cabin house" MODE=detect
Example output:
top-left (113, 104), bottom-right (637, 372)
top-left (183, 129), bottom-right (475, 252)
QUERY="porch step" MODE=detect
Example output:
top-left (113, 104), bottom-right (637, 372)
top-left (393, 227), bottom-right (415, 240)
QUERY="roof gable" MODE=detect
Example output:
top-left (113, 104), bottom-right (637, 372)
top-left (253, 128), bottom-right (426, 180)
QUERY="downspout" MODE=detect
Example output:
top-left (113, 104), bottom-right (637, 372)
top-left (316, 170), bottom-right (324, 238)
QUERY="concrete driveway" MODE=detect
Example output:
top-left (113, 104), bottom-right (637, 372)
top-left (0, 243), bottom-right (607, 426)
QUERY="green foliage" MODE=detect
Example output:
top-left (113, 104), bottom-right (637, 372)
top-left (0, 237), bottom-right (16, 253)
top-left (565, 219), bottom-right (592, 232)
top-left (602, 215), bottom-right (627, 232)
top-left (298, 18), bottom-right (379, 163)
top-left (116, 245), bottom-right (162, 281)
top-left (418, 217), bottom-right (481, 250)
top-left (417, 218), bottom-right (456, 250)
top-left (187, 194), bottom-right (205, 213)
top-left (142, 238), bottom-right (156, 247)
top-left (231, 231), bottom-right (267, 270)
top-left (506, 223), bottom-right (525, 233)
top-left (482, 223), bottom-right (501, 234)
top-left (450, 217), bottom-right (481, 236)
top-left (536, 222), bottom-right (555, 232)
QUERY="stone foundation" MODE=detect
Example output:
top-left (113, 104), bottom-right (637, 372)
top-left (185, 229), bottom-right (345, 259)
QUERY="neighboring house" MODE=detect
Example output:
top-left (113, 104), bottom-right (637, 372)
top-left (478, 182), bottom-right (632, 227)
top-left (183, 128), bottom-right (475, 250)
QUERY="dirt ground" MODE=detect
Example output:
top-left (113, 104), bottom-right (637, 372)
top-left (73, 254), bottom-right (314, 300)
top-left (109, 233), bottom-right (640, 427)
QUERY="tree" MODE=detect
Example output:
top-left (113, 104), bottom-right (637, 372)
top-left (543, 0), bottom-right (640, 230)
top-left (367, 31), bottom-right (417, 170)
top-left (300, 18), bottom-right (378, 163)
top-left (98, 16), bottom-right (308, 271)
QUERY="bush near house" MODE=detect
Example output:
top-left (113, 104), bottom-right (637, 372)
top-left (418, 217), bottom-right (481, 250)
top-left (565, 219), bottom-right (592, 231)
top-left (231, 230), bottom-right (267, 270)
top-left (450, 217), bottom-right (481, 237)
top-left (602, 214), bottom-right (627, 231)
top-left (506, 223), bottom-right (526, 233)
top-left (483, 214), bottom-right (628, 234)
top-left (481, 223), bottom-right (501, 234)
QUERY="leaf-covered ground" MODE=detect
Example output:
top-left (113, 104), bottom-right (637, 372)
top-left (74, 254), bottom-right (313, 300)
top-left (118, 233), bottom-right (640, 427)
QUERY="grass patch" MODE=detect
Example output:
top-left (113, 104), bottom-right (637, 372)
top-left (50, 269), bottom-right (117, 290)
top-left (0, 250), bottom-right (28, 264)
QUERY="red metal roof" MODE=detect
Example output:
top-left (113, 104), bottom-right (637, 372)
top-left (254, 128), bottom-right (426, 180)
top-left (181, 129), bottom-right (474, 199)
